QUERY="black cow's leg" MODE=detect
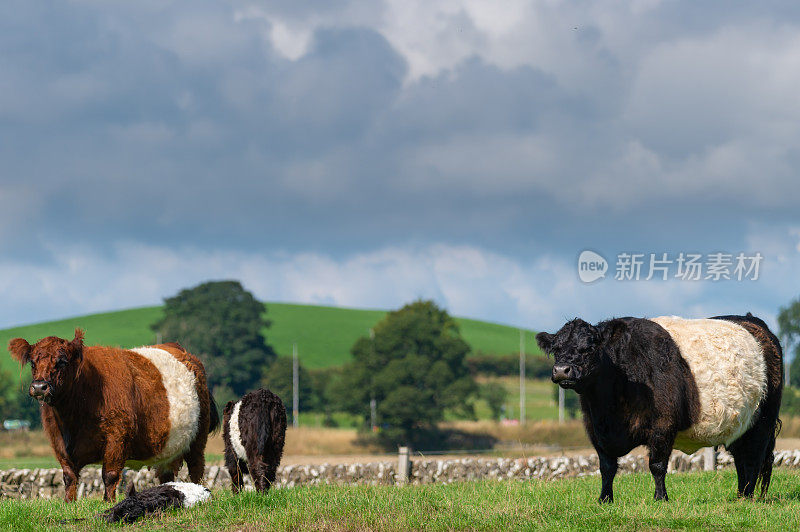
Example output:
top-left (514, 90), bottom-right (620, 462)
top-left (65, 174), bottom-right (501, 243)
top-left (648, 437), bottom-right (672, 501)
top-left (250, 456), bottom-right (270, 493)
top-left (224, 444), bottom-right (244, 494)
top-left (728, 429), bottom-right (766, 498)
top-left (264, 452), bottom-right (280, 489)
top-left (598, 450), bottom-right (618, 503)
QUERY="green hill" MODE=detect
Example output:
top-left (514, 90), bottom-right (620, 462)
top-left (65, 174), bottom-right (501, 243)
top-left (0, 303), bottom-right (541, 383)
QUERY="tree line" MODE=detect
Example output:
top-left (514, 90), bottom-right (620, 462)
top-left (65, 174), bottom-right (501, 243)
top-left (1, 281), bottom-right (517, 443)
top-left (27, 281), bottom-right (800, 437)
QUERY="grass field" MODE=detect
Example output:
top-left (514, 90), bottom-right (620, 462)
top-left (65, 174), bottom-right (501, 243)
top-left (3, 471), bottom-right (800, 531)
top-left (0, 303), bottom-right (540, 382)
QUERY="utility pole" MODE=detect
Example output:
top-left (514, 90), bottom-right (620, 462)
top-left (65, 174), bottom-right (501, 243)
top-left (292, 343), bottom-right (299, 428)
top-left (519, 329), bottom-right (525, 425)
top-left (369, 328), bottom-right (377, 431)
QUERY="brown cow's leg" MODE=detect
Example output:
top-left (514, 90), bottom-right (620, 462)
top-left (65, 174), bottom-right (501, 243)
top-left (157, 457), bottom-right (182, 483)
top-left (61, 463), bottom-right (81, 502)
top-left (185, 433), bottom-right (208, 484)
top-left (42, 407), bottom-right (81, 502)
top-left (101, 447), bottom-right (126, 502)
top-left (53, 454), bottom-right (80, 502)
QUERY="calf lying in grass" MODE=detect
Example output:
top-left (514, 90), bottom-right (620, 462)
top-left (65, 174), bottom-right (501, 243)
top-left (103, 482), bottom-right (211, 523)
top-left (224, 388), bottom-right (287, 493)
top-left (58, 482), bottom-right (211, 524)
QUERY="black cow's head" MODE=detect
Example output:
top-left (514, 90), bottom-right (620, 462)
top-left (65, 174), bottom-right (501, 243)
top-left (8, 328), bottom-right (84, 404)
top-left (536, 319), bottom-right (601, 391)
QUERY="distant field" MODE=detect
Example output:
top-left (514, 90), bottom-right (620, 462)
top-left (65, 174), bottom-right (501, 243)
top-left (0, 303), bottom-right (540, 382)
top-left (3, 471), bottom-right (800, 531)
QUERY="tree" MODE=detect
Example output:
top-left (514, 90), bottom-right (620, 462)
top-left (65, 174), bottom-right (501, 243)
top-left (480, 382), bottom-right (508, 420)
top-left (335, 300), bottom-right (478, 445)
top-left (0, 371), bottom-right (17, 422)
top-left (0, 371), bottom-right (41, 427)
top-left (151, 280), bottom-right (276, 395)
top-left (261, 356), bottom-right (314, 422)
top-left (778, 298), bottom-right (800, 387)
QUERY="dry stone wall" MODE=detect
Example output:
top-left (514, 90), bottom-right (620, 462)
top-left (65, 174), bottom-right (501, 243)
top-left (3, 449), bottom-right (800, 500)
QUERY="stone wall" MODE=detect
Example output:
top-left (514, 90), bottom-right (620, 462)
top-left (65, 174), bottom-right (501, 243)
top-left (4, 449), bottom-right (800, 500)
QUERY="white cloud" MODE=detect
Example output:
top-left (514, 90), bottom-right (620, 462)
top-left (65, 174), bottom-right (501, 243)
top-left (2, 240), bottom-right (794, 335)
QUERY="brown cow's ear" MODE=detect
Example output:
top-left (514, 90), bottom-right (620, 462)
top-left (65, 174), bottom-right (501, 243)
top-left (71, 328), bottom-right (85, 361)
top-left (8, 338), bottom-right (31, 365)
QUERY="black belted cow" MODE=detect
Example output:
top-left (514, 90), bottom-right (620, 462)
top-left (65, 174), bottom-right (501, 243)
top-left (536, 313), bottom-right (782, 502)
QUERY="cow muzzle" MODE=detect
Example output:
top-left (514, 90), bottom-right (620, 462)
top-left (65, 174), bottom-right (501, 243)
top-left (29, 380), bottom-right (52, 403)
top-left (552, 365), bottom-right (579, 388)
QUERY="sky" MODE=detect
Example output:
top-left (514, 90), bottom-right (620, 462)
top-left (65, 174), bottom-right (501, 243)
top-left (1, 0), bottom-right (800, 336)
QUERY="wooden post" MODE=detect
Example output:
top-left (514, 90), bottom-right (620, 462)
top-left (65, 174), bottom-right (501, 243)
top-left (397, 446), bottom-right (411, 484)
top-left (703, 446), bottom-right (717, 471)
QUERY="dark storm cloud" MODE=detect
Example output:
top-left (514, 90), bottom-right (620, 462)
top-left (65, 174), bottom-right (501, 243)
top-left (1, 0), bottom-right (800, 330)
top-left (4, 0), bottom-right (800, 262)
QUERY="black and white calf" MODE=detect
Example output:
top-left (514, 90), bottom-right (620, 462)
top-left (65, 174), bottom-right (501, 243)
top-left (537, 313), bottom-right (782, 502)
top-left (102, 482), bottom-right (211, 523)
top-left (223, 388), bottom-right (287, 493)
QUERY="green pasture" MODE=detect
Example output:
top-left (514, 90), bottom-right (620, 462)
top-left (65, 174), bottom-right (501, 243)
top-left (2, 470), bottom-right (800, 530)
top-left (0, 303), bottom-right (540, 382)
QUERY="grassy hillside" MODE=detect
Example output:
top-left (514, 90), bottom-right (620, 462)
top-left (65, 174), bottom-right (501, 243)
top-left (0, 303), bottom-right (540, 381)
top-left (4, 471), bottom-right (800, 531)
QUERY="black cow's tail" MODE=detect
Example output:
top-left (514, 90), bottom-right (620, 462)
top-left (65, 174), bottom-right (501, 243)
top-left (257, 390), bottom-right (287, 461)
top-left (758, 417), bottom-right (781, 498)
top-left (270, 394), bottom-right (287, 463)
top-left (208, 392), bottom-right (220, 434)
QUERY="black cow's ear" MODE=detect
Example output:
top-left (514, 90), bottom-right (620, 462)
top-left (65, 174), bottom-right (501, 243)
top-left (224, 400), bottom-right (235, 414)
top-left (8, 338), bottom-right (31, 365)
top-left (536, 332), bottom-right (555, 355)
top-left (126, 483), bottom-right (137, 498)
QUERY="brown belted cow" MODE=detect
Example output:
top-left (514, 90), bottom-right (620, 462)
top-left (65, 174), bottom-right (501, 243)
top-left (8, 329), bottom-right (219, 502)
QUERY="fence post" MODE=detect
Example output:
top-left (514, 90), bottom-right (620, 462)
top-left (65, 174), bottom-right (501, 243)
top-left (397, 446), bottom-right (411, 485)
top-left (703, 446), bottom-right (717, 471)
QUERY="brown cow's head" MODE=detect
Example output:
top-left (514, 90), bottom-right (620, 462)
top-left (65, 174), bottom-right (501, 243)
top-left (8, 328), bottom-right (84, 404)
top-left (536, 318), bottom-right (602, 392)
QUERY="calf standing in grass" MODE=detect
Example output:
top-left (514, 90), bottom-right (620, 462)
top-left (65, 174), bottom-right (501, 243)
top-left (536, 313), bottom-right (782, 502)
top-left (223, 388), bottom-right (287, 493)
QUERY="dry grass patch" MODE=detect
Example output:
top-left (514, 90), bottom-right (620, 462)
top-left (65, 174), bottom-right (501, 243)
top-left (0, 431), bottom-right (52, 459)
top-left (205, 426), bottom-right (381, 459)
top-left (444, 419), bottom-right (591, 449)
